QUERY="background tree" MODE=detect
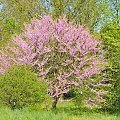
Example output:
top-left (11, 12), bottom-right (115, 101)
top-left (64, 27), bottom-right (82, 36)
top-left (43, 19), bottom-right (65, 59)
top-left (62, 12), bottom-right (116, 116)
top-left (100, 23), bottom-right (120, 110)
top-left (49, 0), bottom-right (109, 31)
top-left (0, 0), bottom-right (115, 47)
top-left (0, 0), bottom-right (46, 45)
top-left (109, 0), bottom-right (120, 24)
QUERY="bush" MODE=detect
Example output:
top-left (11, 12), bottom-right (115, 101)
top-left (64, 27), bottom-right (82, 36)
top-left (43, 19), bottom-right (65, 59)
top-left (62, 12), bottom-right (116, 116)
top-left (100, 23), bottom-right (120, 111)
top-left (0, 65), bottom-right (48, 109)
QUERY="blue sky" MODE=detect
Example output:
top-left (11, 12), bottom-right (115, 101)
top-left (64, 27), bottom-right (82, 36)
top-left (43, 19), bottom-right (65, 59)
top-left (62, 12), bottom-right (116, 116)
top-left (0, 4), bottom-right (3, 10)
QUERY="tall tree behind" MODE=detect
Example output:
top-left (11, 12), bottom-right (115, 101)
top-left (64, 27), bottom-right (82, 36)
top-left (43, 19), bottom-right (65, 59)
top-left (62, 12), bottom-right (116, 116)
top-left (0, 0), bottom-right (119, 45)
top-left (0, 0), bottom-right (46, 45)
top-left (50, 0), bottom-right (110, 31)
top-left (50, 0), bottom-right (68, 18)
top-left (109, 0), bottom-right (120, 24)
top-left (100, 23), bottom-right (120, 110)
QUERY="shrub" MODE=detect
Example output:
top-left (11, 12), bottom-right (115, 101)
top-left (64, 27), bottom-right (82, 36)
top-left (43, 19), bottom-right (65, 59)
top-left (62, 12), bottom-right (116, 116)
top-left (0, 65), bottom-right (48, 109)
top-left (100, 23), bottom-right (120, 111)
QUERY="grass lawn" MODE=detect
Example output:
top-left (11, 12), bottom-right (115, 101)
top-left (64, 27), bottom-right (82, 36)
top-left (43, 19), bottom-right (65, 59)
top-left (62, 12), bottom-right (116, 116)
top-left (0, 101), bottom-right (119, 120)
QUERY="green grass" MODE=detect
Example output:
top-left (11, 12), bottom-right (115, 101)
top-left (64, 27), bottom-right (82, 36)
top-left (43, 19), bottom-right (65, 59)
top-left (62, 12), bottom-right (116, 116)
top-left (0, 107), bottom-right (69, 120)
top-left (0, 102), bottom-right (119, 120)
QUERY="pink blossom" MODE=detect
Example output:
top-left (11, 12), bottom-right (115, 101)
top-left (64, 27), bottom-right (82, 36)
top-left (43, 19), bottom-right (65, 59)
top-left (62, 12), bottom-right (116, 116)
top-left (0, 16), bottom-right (106, 107)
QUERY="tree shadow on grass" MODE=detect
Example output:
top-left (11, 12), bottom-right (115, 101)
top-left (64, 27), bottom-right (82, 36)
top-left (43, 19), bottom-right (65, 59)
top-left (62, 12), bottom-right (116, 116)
top-left (51, 102), bottom-right (120, 117)
top-left (52, 105), bottom-right (98, 116)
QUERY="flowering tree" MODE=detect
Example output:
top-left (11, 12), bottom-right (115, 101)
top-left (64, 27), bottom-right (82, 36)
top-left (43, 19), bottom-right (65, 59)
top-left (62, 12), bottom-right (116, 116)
top-left (0, 16), bottom-right (107, 108)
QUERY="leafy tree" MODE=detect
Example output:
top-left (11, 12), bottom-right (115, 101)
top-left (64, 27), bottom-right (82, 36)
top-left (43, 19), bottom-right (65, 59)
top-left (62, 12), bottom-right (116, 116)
top-left (49, 0), bottom-right (111, 31)
top-left (0, 17), bottom-right (21, 46)
top-left (1, 0), bottom-right (45, 20)
top-left (109, 0), bottom-right (120, 24)
top-left (0, 16), bottom-right (107, 109)
top-left (0, 0), bottom-right (46, 45)
top-left (1, 0), bottom-right (118, 46)
top-left (50, 0), bottom-right (68, 18)
top-left (0, 65), bottom-right (48, 109)
top-left (100, 23), bottom-right (120, 110)
top-left (0, 0), bottom-right (113, 46)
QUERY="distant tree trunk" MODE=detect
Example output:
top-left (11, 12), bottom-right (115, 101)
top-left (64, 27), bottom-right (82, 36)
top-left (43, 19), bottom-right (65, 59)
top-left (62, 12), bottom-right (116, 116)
top-left (52, 96), bottom-right (59, 109)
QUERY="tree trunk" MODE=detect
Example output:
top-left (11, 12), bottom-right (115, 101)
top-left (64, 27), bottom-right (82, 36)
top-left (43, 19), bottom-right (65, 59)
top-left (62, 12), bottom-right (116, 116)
top-left (52, 97), bottom-right (59, 109)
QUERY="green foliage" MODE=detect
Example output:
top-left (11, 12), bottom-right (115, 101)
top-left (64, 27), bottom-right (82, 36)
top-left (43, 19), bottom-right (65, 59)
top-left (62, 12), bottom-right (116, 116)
top-left (50, 0), bottom-right (109, 31)
top-left (73, 84), bottom-right (94, 108)
top-left (0, 18), bottom-right (22, 46)
top-left (0, 0), bottom-right (115, 46)
top-left (0, 65), bottom-right (48, 109)
top-left (100, 23), bottom-right (120, 110)
top-left (0, 0), bottom-right (45, 45)
top-left (73, 90), bottom-right (84, 107)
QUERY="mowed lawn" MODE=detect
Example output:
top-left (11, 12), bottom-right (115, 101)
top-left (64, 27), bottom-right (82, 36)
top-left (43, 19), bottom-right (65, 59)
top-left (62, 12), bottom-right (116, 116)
top-left (0, 102), bottom-right (119, 120)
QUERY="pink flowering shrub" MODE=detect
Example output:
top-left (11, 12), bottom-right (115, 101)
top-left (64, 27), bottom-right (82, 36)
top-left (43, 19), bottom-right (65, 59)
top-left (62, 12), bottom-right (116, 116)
top-left (0, 16), bottom-right (107, 108)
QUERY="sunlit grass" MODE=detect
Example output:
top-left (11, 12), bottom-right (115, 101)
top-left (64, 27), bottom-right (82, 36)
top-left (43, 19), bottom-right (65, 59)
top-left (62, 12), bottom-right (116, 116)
top-left (0, 107), bottom-right (69, 120)
top-left (0, 101), bottom-right (119, 120)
